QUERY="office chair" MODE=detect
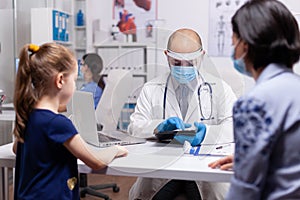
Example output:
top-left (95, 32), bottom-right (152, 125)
top-left (79, 173), bottom-right (120, 200)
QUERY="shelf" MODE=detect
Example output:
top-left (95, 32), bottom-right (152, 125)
top-left (94, 43), bottom-right (147, 48)
top-left (74, 0), bottom-right (87, 59)
top-left (75, 26), bottom-right (86, 30)
top-left (133, 73), bottom-right (147, 76)
top-left (74, 47), bottom-right (86, 51)
top-left (55, 41), bottom-right (73, 46)
top-left (31, 8), bottom-right (72, 45)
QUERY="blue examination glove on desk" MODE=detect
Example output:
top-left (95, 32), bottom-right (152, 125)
top-left (174, 122), bottom-right (206, 146)
top-left (155, 117), bottom-right (191, 133)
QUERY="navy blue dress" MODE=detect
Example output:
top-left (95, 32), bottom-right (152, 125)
top-left (14, 109), bottom-right (79, 200)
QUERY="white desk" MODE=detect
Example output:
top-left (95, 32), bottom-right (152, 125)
top-left (0, 142), bottom-right (233, 200)
top-left (0, 143), bottom-right (15, 200)
top-left (0, 103), bottom-right (14, 109)
top-left (79, 141), bottom-right (233, 182)
top-left (0, 107), bottom-right (15, 200)
top-left (0, 110), bottom-right (15, 122)
top-left (0, 110), bottom-right (15, 147)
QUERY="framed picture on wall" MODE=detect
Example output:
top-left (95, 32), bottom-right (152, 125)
top-left (113, 0), bottom-right (157, 43)
top-left (208, 0), bottom-right (247, 57)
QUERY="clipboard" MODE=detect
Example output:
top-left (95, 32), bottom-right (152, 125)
top-left (155, 130), bottom-right (196, 141)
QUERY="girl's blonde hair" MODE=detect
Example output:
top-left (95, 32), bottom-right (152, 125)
top-left (13, 43), bottom-right (76, 142)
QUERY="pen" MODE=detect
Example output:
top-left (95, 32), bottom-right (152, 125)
top-left (215, 143), bottom-right (231, 150)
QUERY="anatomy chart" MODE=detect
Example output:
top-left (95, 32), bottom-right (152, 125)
top-left (208, 0), bottom-right (247, 57)
top-left (114, 0), bottom-right (157, 42)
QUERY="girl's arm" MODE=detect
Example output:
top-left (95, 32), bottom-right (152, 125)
top-left (64, 134), bottom-right (128, 170)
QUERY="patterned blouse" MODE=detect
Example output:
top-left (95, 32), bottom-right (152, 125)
top-left (227, 63), bottom-right (300, 200)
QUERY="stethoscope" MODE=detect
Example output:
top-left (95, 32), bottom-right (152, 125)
top-left (163, 74), bottom-right (213, 121)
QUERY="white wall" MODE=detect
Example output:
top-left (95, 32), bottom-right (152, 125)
top-left (0, 1), bottom-right (14, 101)
top-left (0, 0), bottom-right (71, 101)
top-left (91, 0), bottom-right (300, 97)
top-left (2, 0), bottom-right (300, 101)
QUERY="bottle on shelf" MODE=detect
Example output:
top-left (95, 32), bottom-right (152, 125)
top-left (76, 9), bottom-right (84, 26)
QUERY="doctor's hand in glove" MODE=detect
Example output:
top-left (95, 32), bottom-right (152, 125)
top-left (154, 117), bottom-right (191, 134)
top-left (174, 122), bottom-right (206, 146)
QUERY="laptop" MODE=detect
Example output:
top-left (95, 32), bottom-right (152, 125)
top-left (69, 90), bottom-right (146, 148)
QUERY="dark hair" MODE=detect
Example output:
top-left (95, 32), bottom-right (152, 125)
top-left (97, 75), bottom-right (106, 90)
top-left (13, 43), bottom-right (76, 142)
top-left (82, 53), bottom-right (103, 83)
top-left (232, 0), bottom-right (300, 69)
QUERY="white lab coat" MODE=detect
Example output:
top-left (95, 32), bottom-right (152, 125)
top-left (128, 72), bottom-right (237, 200)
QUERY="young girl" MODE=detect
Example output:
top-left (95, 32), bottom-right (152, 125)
top-left (12, 43), bottom-right (128, 199)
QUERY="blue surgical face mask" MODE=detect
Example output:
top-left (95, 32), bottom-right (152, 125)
top-left (171, 66), bottom-right (197, 84)
top-left (230, 45), bottom-right (251, 77)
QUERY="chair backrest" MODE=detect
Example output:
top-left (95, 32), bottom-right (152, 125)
top-left (95, 69), bottom-right (134, 131)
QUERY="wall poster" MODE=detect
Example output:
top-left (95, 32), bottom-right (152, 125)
top-left (113, 0), bottom-right (157, 43)
top-left (208, 0), bottom-right (247, 57)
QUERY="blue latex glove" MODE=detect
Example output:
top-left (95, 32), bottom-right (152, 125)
top-left (174, 122), bottom-right (206, 146)
top-left (156, 117), bottom-right (191, 133)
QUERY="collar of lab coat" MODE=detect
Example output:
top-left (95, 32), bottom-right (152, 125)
top-left (167, 73), bottom-right (201, 121)
top-left (171, 75), bottom-right (198, 91)
top-left (149, 72), bottom-right (184, 119)
top-left (148, 72), bottom-right (211, 121)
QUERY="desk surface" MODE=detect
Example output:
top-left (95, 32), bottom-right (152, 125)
top-left (0, 111), bottom-right (15, 121)
top-left (0, 142), bottom-right (233, 182)
top-left (0, 143), bottom-right (15, 168)
top-left (79, 141), bottom-right (233, 182)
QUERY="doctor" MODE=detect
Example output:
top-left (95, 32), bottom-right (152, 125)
top-left (128, 28), bottom-right (237, 199)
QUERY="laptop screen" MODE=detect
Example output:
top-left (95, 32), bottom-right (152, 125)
top-left (70, 90), bottom-right (146, 147)
top-left (71, 90), bottom-right (100, 147)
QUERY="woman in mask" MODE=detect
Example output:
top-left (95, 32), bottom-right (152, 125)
top-left (209, 0), bottom-right (300, 199)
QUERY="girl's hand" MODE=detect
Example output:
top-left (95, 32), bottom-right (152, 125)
top-left (115, 145), bottom-right (128, 157)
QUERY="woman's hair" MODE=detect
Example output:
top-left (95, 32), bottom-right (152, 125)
top-left (231, 0), bottom-right (300, 69)
top-left (13, 43), bottom-right (76, 142)
top-left (83, 53), bottom-right (103, 83)
top-left (97, 75), bottom-right (106, 90)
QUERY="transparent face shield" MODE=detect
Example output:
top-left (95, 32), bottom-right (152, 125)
top-left (166, 48), bottom-right (203, 70)
top-left (164, 48), bottom-right (213, 121)
top-left (165, 48), bottom-right (205, 87)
